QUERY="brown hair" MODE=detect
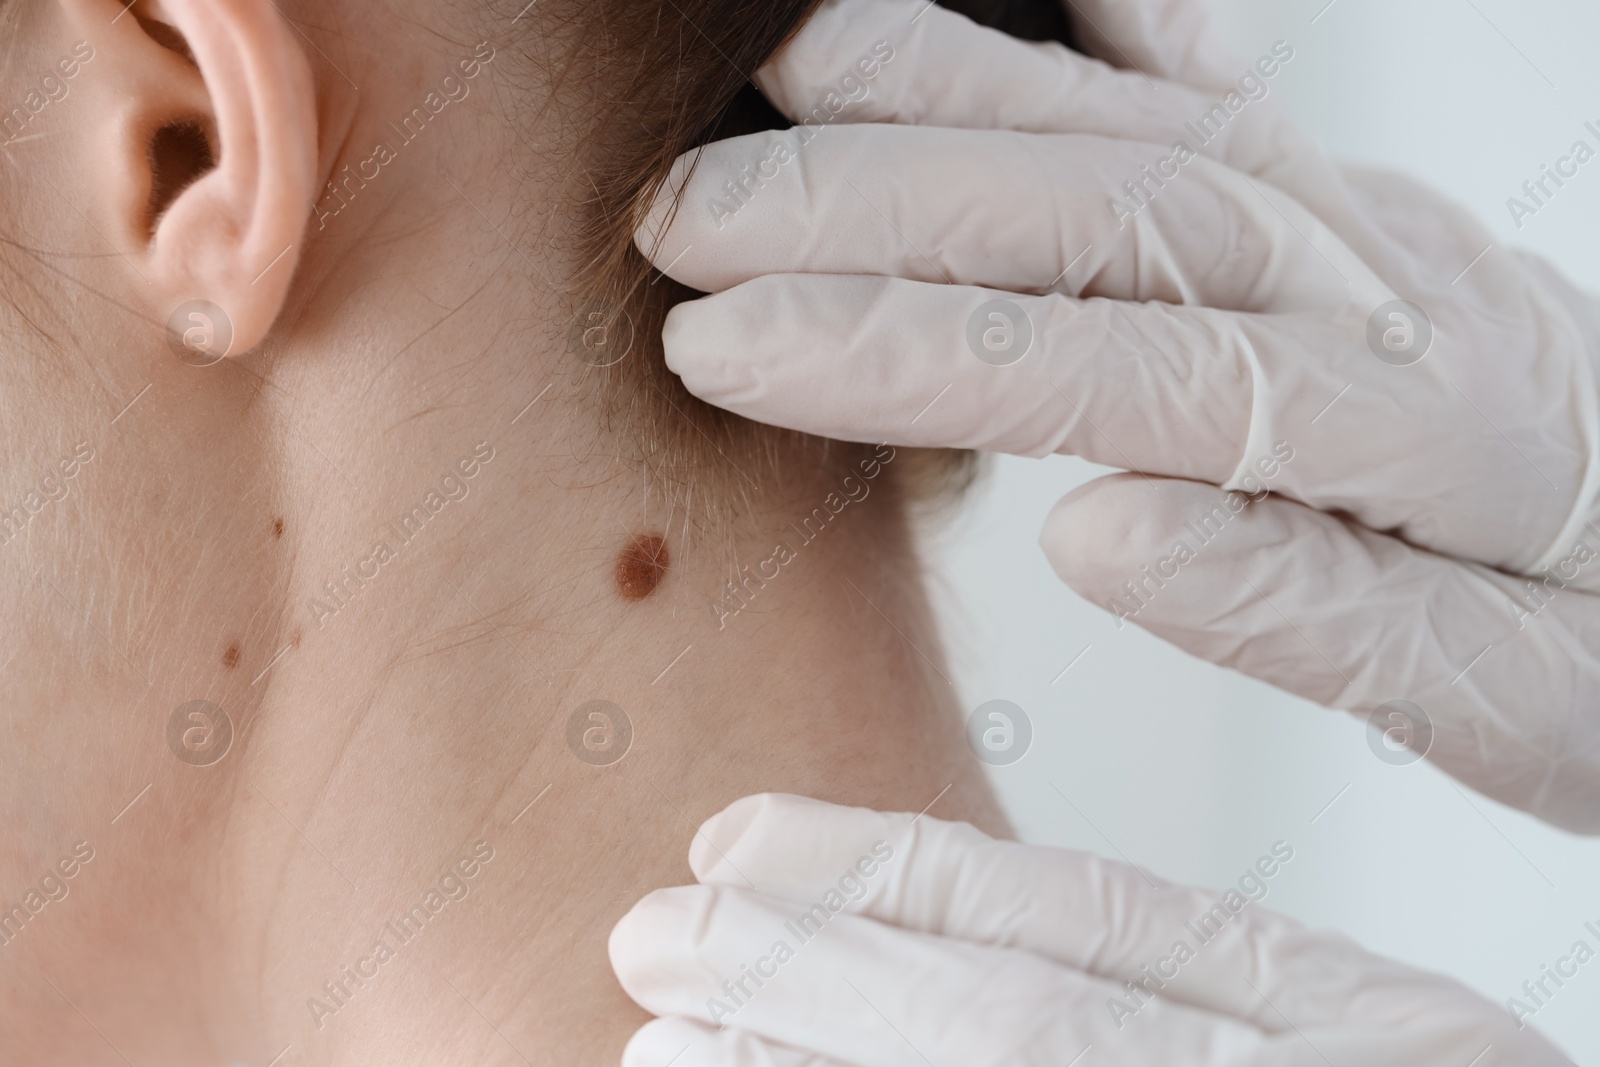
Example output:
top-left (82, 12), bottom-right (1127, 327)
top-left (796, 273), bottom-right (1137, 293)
top-left (513, 0), bottom-right (1077, 544)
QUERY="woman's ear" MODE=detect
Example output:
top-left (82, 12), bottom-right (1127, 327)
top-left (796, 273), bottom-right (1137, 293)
top-left (60, 0), bottom-right (318, 360)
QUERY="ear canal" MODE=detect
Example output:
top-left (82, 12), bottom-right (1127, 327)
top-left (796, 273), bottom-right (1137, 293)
top-left (147, 118), bottom-right (216, 234)
top-left (132, 13), bottom-right (214, 233)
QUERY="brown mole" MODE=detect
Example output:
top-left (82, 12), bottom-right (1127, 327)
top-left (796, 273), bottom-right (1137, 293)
top-left (222, 643), bottom-right (241, 670)
top-left (615, 533), bottom-right (670, 601)
top-left (272, 517), bottom-right (285, 539)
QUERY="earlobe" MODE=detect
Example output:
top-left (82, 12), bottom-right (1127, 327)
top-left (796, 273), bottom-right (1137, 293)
top-left (61, 0), bottom-right (318, 360)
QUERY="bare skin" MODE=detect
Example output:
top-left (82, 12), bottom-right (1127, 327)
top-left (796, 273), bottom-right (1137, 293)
top-left (0, 1), bottom-right (1004, 1063)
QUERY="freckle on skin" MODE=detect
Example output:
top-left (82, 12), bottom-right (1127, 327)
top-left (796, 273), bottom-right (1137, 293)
top-left (291, 629), bottom-right (302, 649)
top-left (616, 533), bottom-right (670, 601)
top-left (222, 644), bottom-right (241, 670)
top-left (273, 518), bottom-right (284, 539)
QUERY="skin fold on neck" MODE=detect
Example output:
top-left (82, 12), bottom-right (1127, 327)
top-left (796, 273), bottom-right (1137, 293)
top-left (0, 23), bottom-right (1006, 1064)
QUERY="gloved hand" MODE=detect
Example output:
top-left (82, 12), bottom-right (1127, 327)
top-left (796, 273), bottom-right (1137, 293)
top-left (610, 794), bottom-right (1570, 1066)
top-left (632, 0), bottom-right (1600, 831)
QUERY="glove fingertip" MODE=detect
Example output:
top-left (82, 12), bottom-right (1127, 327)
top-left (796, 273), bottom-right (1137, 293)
top-left (689, 793), bottom-right (773, 881)
top-left (632, 151), bottom-right (700, 275)
top-left (622, 1018), bottom-right (711, 1067)
top-left (691, 793), bottom-right (831, 882)
top-left (1039, 472), bottom-right (1155, 591)
top-left (609, 886), bottom-right (707, 1002)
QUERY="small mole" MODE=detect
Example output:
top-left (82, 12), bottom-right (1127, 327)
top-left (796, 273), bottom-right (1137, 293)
top-left (222, 643), bottom-right (241, 670)
top-left (615, 532), bottom-right (670, 601)
top-left (291, 628), bottom-right (302, 649)
top-left (272, 517), bottom-right (285, 539)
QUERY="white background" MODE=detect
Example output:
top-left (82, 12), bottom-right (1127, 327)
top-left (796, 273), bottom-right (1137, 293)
top-left (926, 0), bottom-right (1600, 1059)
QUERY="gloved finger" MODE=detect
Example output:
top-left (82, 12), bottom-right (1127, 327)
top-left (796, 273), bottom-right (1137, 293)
top-left (1043, 473), bottom-right (1600, 834)
top-left (661, 271), bottom-right (1346, 485)
top-left (684, 795), bottom-right (1399, 1036)
top-left (659, 268), bottom-right (1585, 579)
top-left (638, 124), bottom-right (1377, 316)
top-left (1061, 0), bottom-right (1245, 93)
top-left (682, 797), bottom-right (1570, 1064)
top-left (751, 0), bottom-right (1306, 183)
top-left (735, 0), bottom-right (1409, 310)
top-left (610, 883), bottom-right (1278, 1065)
top-left (623, 1016), bottom-right (858, 1067)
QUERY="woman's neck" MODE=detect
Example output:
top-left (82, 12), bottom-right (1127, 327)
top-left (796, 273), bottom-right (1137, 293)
top-left (0, 230), bottom-right (1005, 1064)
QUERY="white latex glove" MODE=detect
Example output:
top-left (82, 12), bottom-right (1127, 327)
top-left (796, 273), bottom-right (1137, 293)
top-left (633, 0), bottom-right (1600, 831)
top-left (610, 794), bottom-right (1570, 1066)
